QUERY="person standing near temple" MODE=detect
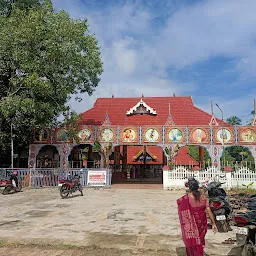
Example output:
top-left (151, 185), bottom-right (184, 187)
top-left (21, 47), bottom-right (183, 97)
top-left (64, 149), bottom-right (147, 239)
top-left (177, 178), bottom-right (218, 256)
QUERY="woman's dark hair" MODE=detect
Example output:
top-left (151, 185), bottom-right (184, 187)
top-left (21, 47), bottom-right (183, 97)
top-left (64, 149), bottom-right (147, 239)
top-left (188, 178), bottom-right (201, 201)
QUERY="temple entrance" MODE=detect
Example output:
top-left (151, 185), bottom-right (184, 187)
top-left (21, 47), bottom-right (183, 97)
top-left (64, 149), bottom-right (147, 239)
top-left (36, 145), bottom-right (60, 168)
top-left (110, 145), bottom-right (165, 184)
top-left (68, 144), bottom-right (101, 168)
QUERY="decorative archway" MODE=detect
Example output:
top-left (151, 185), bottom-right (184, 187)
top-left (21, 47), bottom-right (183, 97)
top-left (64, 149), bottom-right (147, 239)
top-left (36, 145), bottom-right (60, 168)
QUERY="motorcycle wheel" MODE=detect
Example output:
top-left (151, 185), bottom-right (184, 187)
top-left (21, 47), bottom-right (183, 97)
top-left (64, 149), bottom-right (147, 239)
top-left (60, 185), bottom-right (69, 199)
top-left (79, 186), bottom-right (83, 196)
top-left (241, 243), bottom-right (256, 256)
top-left (216, 220), bottom-right (228, 232)
top-left (16, 184), bottom-right (22, 192)
top-left (2, 187), bottom-right (9, 195)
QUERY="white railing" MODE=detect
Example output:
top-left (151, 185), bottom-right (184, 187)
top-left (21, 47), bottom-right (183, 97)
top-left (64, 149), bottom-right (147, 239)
top-left (163, 166), bottom-right (255, 189)
top-left (231, 167), bottom-right (256, 188)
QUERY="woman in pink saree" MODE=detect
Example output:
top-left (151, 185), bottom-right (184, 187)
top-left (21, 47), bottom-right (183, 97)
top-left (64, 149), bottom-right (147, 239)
top-left (177, 178), bottom-right (218, 256)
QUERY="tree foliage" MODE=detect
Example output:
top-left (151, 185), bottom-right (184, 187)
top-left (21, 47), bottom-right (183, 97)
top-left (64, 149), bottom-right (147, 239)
top-left (226, 116), bottom-right (242, 125)
top-left (0, 0), bottom-right (103, 165)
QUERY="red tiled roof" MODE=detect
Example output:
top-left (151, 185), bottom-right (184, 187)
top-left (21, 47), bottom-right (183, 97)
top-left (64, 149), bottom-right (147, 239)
top-left (174, 146), bottom-right (199, 166)
top-left (79, 96), bottom-right (225, 126)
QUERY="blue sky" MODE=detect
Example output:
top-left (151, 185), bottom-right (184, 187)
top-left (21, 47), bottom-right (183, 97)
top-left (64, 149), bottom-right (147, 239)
top-left (52, 0), bottom-right (256, 124)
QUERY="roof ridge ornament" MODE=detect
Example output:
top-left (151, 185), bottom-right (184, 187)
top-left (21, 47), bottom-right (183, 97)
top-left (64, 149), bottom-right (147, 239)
top-left (165, 114), bottom-right (175, 126)
top-left (252, 115), bottom-right (256, 126)
top-left (209, 115), bottom-right (219, 126)
top-left (102, 110), bottom-right (111, 126)
top-left (126, 99), bottom-right (157, 116)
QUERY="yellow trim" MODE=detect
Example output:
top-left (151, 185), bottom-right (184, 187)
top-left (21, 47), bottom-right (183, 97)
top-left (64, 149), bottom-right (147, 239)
top-left (133, 149), bottom-right (157, 161)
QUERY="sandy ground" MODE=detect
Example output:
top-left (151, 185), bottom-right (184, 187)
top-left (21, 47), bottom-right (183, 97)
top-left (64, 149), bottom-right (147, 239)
top-left (0, 186), bottom-right (241, 256)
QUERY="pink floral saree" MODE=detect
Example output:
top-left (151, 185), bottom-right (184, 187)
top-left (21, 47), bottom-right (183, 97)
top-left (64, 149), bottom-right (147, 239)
top-left (177, 194), bottom-right (208, 256)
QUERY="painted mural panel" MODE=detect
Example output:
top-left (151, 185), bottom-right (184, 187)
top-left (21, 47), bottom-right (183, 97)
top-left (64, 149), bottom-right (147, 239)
top-left (141, 126), bottom-right (163, 144)
top-left (239, 127), bottom-right (256, 144)
top-left (144, 128), bottom-right (160, 143)
top-left (213, 127), bottom-right (234, 144)
top-left (165, 126), bottom-right (186, 143)
top-left (33, 129), bottom-right (50, 143)
top-left (189, 127), bottom-right (209, 144)
top-left (77, 128), bottom-right (93, 143)
top-left (97, 127), bottom-right (116, 143)
top-left (55, 128), bottom-right (70, 143)
top-left (119, 126), bottom-right (139, 144)
top-left (122, 128), bottom-right (137, 142)
top-left (168, 128), bottom-right (183, 142)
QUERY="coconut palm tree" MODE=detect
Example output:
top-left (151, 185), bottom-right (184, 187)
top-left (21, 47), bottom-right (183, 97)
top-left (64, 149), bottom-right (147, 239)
top-left (93, 141), bottom-right (112, 168)
top-left (226, 116), bottom-right (242, 125)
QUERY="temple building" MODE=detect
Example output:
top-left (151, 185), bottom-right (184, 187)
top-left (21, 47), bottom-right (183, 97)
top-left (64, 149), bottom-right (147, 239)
top-left (28, 95), bottom-right (256, 183)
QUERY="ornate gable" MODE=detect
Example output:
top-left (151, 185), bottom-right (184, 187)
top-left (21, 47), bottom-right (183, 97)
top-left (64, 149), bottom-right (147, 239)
top-left (126, 99), bottom-right (157, 116)
top-left (133, 149), bottom-right (157, 162)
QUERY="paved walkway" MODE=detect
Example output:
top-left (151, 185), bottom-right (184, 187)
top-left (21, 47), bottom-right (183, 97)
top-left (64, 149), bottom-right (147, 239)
top-left (0, 188), bottom-right (240, 255)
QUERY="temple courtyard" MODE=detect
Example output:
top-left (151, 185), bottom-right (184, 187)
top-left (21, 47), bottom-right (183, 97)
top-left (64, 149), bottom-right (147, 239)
top-left (0, 187), bottom-right (241, 256)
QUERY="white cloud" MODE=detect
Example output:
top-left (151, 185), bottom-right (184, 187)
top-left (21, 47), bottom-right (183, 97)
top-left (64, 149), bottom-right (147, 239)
top-left (52, 0), bottom-right (256, 120)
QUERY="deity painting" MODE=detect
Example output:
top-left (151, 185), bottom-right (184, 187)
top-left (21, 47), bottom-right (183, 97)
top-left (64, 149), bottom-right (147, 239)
top-left (122, 128), bottom-right (136, 142)
top-left (34, 129), bottom-right (48, 141)
top-left (101, 128), bottom-right (114, 142)
top-left (145, 128), bottom-right (159, 142)
top-left (192, 128), bottom-right (207, 143)
top-left (168, 129), bottom-right (183, 142)
top-left (78, 128), bottom-right (91, 142)
top-left (241, 129), bottom-right (256, 142)
top-left (56, 129), bottom-right (69, 142)
top-left (216, 129), bottom-right (231, 143)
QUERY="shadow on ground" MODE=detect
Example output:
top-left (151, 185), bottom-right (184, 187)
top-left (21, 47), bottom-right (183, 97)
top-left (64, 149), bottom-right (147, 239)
top-left (176, 246), bottom-right (242, 256)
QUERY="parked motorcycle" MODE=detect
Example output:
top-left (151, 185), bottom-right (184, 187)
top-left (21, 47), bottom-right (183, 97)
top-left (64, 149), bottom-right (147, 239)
top-left (0, 172), bottom-right (22, 195)
top-left (207, 181), bottom-right (232, 232)
top-left (58, 173), bottom-right (83, 199)
top-left (233, 196), bottom-right (256, 256)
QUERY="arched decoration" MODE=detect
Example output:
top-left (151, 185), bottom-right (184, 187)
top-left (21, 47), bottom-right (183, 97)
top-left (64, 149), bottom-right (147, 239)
top-left (36, 145), bottom-right (60, 168)
top-left (189, 127), bottom-right (209, 144)
top-left (68, 143), bottom-right (100, 168)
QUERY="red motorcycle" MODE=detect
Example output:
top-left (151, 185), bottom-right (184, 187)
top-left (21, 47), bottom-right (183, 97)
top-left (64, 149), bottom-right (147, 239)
top-left (58, 173), bottom-right (83, 199)
top-left (0, 173), bottom-right (22, 195)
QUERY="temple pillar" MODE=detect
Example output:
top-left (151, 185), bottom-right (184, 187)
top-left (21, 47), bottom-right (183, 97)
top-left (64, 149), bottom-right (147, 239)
top-left (59, 143), bottom-right (72, 171)
top-left (87, 144), bottom-right (93, 168)
top-left (248, 145), bottom-right (256, 169)
top-left (122, 145), bottom-right (127, 171)
top-left (209, 145), bottom-right (223, 170)
top-left (199, 146), bottom-right (204, 169)
top-left (114, 146), bottom-right (120, 170)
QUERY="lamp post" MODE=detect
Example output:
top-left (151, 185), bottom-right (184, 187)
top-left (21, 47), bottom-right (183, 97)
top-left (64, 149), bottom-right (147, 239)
top-left (215, 104), bottom-right (225, 170)
top-left (11, 123), bottom-right (14, 169)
